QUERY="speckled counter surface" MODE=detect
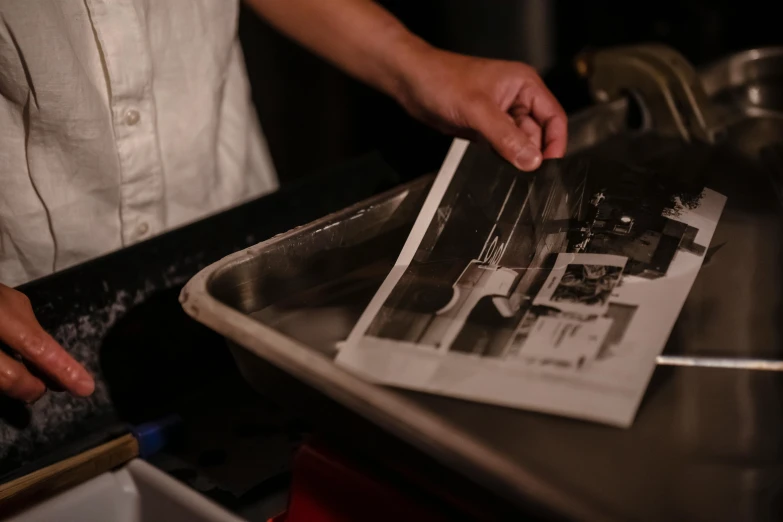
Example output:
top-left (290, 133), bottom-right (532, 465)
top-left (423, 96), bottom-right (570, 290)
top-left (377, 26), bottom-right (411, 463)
top-left (0, 152), bottom-right (401, 485)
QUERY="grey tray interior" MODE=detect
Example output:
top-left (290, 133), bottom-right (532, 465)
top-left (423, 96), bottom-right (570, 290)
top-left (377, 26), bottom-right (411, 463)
top-left (182, 49), bottom-right (783, 522)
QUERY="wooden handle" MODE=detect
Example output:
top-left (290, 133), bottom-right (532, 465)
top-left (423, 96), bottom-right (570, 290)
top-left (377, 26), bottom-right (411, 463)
top-left (0, 433), bottom-right (139, 517)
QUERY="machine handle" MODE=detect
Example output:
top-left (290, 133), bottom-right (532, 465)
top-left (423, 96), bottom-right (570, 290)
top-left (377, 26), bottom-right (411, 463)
top-left (575, 44), bottom-right (719, 144)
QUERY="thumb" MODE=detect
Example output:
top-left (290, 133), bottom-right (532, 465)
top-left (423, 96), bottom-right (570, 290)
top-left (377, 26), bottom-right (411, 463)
top-left (467, 99), bottom-right (542, 171)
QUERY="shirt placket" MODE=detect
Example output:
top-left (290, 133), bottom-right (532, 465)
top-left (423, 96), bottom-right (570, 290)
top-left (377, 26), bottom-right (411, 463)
top-left (84, 0), bottom-right (166, 246)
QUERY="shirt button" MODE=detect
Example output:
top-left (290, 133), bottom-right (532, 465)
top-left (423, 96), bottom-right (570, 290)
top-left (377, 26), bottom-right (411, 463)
top-left (124, 109), bottom-right (140, 126)
top-left (136, 222), bottom-right (149, 237)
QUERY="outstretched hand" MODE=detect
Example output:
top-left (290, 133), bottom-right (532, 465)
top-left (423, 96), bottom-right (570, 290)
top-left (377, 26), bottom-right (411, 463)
top-left (395, 47), bottom-right (568, 171)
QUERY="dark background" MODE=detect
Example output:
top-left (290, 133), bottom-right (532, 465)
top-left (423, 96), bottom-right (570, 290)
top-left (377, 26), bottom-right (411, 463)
top-left (238, 0), bottom-right (781, 187)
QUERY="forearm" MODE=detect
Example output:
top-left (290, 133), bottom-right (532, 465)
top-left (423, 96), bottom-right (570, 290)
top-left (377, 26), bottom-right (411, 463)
top-left (243, 0), bottom-right (568, 169)
top-left (244, 0), bottom-right (428, 100)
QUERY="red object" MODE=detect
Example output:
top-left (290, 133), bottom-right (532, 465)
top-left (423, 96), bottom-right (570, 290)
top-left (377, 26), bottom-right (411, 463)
top-left (279, 441), bottom-right (458, 522)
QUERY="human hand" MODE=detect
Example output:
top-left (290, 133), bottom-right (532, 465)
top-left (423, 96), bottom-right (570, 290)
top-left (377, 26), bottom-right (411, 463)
top-left (394, 46), bottom-right (567, 171)
top-left (0, 284), bottom-right (94, 402)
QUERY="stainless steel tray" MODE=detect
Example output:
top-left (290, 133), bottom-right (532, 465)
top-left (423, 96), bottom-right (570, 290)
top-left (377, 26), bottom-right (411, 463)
top-left (181, 48), bottom-right (783, 522)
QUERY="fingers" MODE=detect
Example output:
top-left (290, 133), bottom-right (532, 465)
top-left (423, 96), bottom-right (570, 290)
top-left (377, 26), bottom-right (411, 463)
top-left (0, 350), bottom-right (46, 403)
top-left (541, 109), bottom-right (567, 159)
top-left (468, 99), bottom-right (543, 171)
top-left (0, 288), bottom-right (94, 398)
top-left (11, 330), bottom-right (95, 397)
top-left (518, 79), bottom-right (568, 159)
top-left (511, 111), bottom-right (543, 150)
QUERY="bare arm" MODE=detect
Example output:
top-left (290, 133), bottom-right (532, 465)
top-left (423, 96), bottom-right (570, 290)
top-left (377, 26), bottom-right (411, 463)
top-left (244, 0), bottom-right (567, 170)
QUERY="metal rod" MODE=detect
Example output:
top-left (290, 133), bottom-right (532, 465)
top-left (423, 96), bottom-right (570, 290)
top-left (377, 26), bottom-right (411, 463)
top-left (656, 355), bottom-right (783, 371)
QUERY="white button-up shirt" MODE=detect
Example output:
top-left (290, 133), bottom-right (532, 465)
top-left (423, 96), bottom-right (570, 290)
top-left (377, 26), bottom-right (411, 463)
top-left (0, 0), bottom-right (278, 287)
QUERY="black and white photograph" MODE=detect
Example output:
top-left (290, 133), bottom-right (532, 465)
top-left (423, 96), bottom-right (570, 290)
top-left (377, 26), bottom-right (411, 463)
top-left (337, 139), bottom-right (727, 427)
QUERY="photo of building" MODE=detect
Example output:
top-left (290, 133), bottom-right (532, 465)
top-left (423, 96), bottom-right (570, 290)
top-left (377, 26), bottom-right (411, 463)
top-left (363, 146), bottom-right (712, 362)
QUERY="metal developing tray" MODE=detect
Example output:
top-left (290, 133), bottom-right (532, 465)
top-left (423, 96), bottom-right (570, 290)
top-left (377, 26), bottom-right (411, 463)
top-left (181, 48), bottom-right (783, 522)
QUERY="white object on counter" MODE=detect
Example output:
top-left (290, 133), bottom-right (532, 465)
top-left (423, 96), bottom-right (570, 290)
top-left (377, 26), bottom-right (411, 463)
top-left (8, 459), bottom-right (247, 522)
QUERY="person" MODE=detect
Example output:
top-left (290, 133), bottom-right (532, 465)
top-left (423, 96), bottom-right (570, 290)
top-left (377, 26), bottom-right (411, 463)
top-left (0, 0), bottom-right (567, 403)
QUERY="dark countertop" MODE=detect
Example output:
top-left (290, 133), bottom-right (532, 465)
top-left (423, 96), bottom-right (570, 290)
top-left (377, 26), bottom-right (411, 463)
top-left (0, 152), bottom-right (401, 488)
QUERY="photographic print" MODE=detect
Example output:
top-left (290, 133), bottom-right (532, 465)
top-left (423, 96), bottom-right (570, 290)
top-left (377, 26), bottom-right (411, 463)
top-left (337, 139), bottom-right (727, 427)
